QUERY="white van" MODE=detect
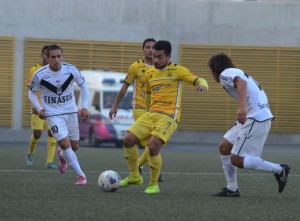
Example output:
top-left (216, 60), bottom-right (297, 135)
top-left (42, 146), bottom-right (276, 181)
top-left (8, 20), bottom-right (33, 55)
top-left (74, 69), bottom-right (134, 147)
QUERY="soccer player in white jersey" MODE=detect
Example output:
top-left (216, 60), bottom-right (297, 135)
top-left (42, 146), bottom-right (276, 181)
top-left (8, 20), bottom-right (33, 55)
top-left (208, 52), bottom-right (290, 197)
top-left (28, 44), bottom-right (89, 186)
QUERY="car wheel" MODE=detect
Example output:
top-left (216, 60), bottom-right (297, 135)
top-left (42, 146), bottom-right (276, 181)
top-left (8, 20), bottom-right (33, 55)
top-left (89, 129), bottom-right (100, 147)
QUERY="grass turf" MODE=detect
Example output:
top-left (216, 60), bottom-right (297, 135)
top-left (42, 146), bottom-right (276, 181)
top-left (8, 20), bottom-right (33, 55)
top-left (0, 145), bottom-right (299, 221)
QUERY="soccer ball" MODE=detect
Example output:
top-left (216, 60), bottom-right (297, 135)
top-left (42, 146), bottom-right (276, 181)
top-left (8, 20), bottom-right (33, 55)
top-left (98, 170), bottom-right (121, 192)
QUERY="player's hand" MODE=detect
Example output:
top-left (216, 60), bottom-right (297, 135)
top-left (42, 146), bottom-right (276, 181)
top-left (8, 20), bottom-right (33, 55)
top-left (109, 107), bottom-right (117, 119)
top-left (26, 80), bottom-right (31, 88)
top-left (31, 106), bottom-right (38, 115)
top-left (196, 85), bottom-right (207, 93)
top-left (38, 109), bottom-right (46, 120)
top-left (236, 106), bottom-right (246, 124)
top-left (81, 108), bottom-right (89, 121)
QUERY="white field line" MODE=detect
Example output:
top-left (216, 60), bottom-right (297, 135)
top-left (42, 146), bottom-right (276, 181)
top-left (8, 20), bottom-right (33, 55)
top-left (0, 169), bottom-right (299, 177)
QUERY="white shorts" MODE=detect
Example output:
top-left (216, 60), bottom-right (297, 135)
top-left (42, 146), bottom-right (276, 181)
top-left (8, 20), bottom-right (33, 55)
top-left (224, 119), bottom-right (271, 157)
top-left (46, 113), bottom-right (79, 142)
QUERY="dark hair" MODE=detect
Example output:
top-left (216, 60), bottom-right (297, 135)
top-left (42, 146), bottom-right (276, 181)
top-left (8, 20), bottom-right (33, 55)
top-left (208, 52), bottom-right (235, 76)
top-left (142, 38), bottom-right (156, 48)
top-left (153, 40), bottom-right (172, 56)
top-left (47, 44), bottom-right (63, 57)
top-left (41, 45), bottom-right (49, 54)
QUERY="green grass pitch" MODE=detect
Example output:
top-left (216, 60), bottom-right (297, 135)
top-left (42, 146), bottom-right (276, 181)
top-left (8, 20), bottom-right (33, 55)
top-left (0, 145), bottom-right (299, 221)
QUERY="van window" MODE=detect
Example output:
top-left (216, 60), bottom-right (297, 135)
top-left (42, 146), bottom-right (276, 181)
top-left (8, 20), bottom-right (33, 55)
top-left (119, 91), bottom-right (133, 109)
top-left (102, 92), bottom-right (133, 109)
top-left (92, 91), bottom-right (100, 111)
top-left (103, 92), bottom-right (115, 108)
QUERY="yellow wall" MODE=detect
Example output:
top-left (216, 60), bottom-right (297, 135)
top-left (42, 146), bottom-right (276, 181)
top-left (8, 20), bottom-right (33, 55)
top-left (179, 45), bottom-right (300, 132)
top-left (0, 37), bottom-right (15, 126)
top-left (0, 37), bottom-right (296, 132)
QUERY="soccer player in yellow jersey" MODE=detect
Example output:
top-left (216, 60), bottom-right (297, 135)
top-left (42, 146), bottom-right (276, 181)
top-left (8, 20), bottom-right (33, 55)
top-left (109, 38), bottom-right (163, 182)
top-left (119, 40), bottom-right (208, 193)
top-left (25, 45), bottom-right (58, 169)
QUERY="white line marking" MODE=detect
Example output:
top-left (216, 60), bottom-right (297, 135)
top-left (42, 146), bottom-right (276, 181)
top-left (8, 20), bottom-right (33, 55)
top-left (0, 169), bottom-right (299, 176)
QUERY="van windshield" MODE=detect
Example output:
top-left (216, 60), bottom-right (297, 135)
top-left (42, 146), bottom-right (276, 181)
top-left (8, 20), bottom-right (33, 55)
top-left (103, 91), bottom-right (132, 109)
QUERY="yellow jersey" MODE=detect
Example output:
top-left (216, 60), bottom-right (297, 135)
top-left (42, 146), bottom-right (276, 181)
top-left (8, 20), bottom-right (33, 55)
top-left (145, 62), bottom-right (207, 123)
top-left (27, 64), bottom-right (43, 105)
top-left (124, 59), bottom-right (152, 109)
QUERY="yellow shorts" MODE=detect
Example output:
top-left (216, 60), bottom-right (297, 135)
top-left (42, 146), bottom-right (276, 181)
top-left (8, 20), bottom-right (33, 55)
top-left (133, 108), bottom-right (146, 121)
top-left (128, 112), bottom-right (178, 145)
top-left (31, 114), bottom-right (48, 130)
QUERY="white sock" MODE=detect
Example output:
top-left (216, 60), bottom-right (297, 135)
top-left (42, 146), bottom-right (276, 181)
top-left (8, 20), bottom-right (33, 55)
top-left (62, 147), bottom-right (85, 177)
top-left (220, 155), bottom-right (238, 191)
top-left (243, 155), bottom-right (282, 173)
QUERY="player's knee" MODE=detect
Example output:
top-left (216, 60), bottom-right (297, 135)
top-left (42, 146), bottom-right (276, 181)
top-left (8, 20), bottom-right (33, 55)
top-left (123, 132), bottom-right (138, 148)
top-left (148, 138), bottom-right (163, 156)
top-left (33, 130), bottom-right (42, 139)
top-left (71, 141), bottom-right (79, 151)
top-left (58, 137), bottom-right (71, 149)
top-left (230, 154), bottom-right (244, 168)
top-left (219, 139), bottom-right (232, 155)
top-left (47, 130), bottom-right (54, 137)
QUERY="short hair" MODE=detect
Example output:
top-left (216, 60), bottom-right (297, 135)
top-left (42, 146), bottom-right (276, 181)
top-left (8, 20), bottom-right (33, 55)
top-left (41, 45), bottom-right (49, 55)
top-left (47, 44), bottom-right (63, 57)
top-left (153, 40), bottom-right (172, 56)
top-left (208, 52), bottom-right (235, 76)
top-left (142, 38), bottom-right (156, 49)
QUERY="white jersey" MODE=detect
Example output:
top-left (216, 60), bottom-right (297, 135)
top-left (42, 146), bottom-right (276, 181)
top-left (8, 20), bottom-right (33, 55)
top-left (29, 62), bottom-right (86, 117)
top-left (219, 68), bottom-right (274, 121)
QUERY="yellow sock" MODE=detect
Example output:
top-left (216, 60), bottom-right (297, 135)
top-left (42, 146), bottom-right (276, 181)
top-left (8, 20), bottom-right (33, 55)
top-left (46, 136), bottom-right (56, 164)
top-left (138, 145), bottom-right (150, 167)
top-left (149, 154), bottom-right (162, 186)
top-left (28, 134), bottom-right (39, 155)
top-left (124, 146), bottom-right (139, 178)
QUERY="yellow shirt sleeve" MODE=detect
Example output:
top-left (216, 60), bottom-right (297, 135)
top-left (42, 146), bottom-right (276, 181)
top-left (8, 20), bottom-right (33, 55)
top-left (27, 64), bottom-right (42, 104)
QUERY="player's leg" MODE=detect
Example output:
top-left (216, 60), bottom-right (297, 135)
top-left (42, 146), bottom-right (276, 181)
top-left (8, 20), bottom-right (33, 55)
top-left (26, 114), bottom-right (43, 166)
top-left (119, 131), bottom-right (143, 187)
top-left (213, 121), bottom-right (240, 197)
top-left (231, 119), bottom-right (290, 193)
top-left (119, 113), bottom-right (153, 187)
top-left (48, 114), bottom-right (87, 185)
top-left (45, 124), bottom-right (58, 169)
top-left (145, 113), bottom-right (177, 194)
top-left (58, 138), bottom-right (87, 185)
top-left (57, 145), bottom-right (67, 173)
top-left (66, 113), bottom-right (87, 185)
top-left (146, 136), bottom-right (163, 194)
top-left (137, 144), bottom-right (148, 174)
top-left (138, 143), bottom-right (164, 182)
top-left (134, 109), bottom-right (149, 175)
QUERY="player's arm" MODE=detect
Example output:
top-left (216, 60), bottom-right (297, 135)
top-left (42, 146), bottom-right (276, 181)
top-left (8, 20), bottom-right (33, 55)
top-left (234, 77), bottom-right (247, 124)
top-left (109, 83), bottom-right (130, 119)
top-left (194, 77), bottom-right (208, 92)
top-left (28, 90), bottom-right (44, 119)
top-left (181, 68), bottom-right (208, 92)
top-left (26, 66), bottom-right (37, 87)
top-left (79, 81), bottom-right (89, 121)
top-left (27, 66), bottom-right (40, 114)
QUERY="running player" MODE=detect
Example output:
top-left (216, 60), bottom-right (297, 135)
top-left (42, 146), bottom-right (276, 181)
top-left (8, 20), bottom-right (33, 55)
top-left (109, 38), bottom-right (163, 182)
top-left (119, 40), bottom-right (208, 193)
top-left (208, 52), bottom-right (290, 197)
top-left (28, 44), bottom-right (89, 185)
top-left (25, 45), bottom-right (58, 169)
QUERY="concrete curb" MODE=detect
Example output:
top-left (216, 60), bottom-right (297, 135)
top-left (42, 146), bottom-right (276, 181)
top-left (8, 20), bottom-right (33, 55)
top-left (0, 127), bottom-right (299, 146)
